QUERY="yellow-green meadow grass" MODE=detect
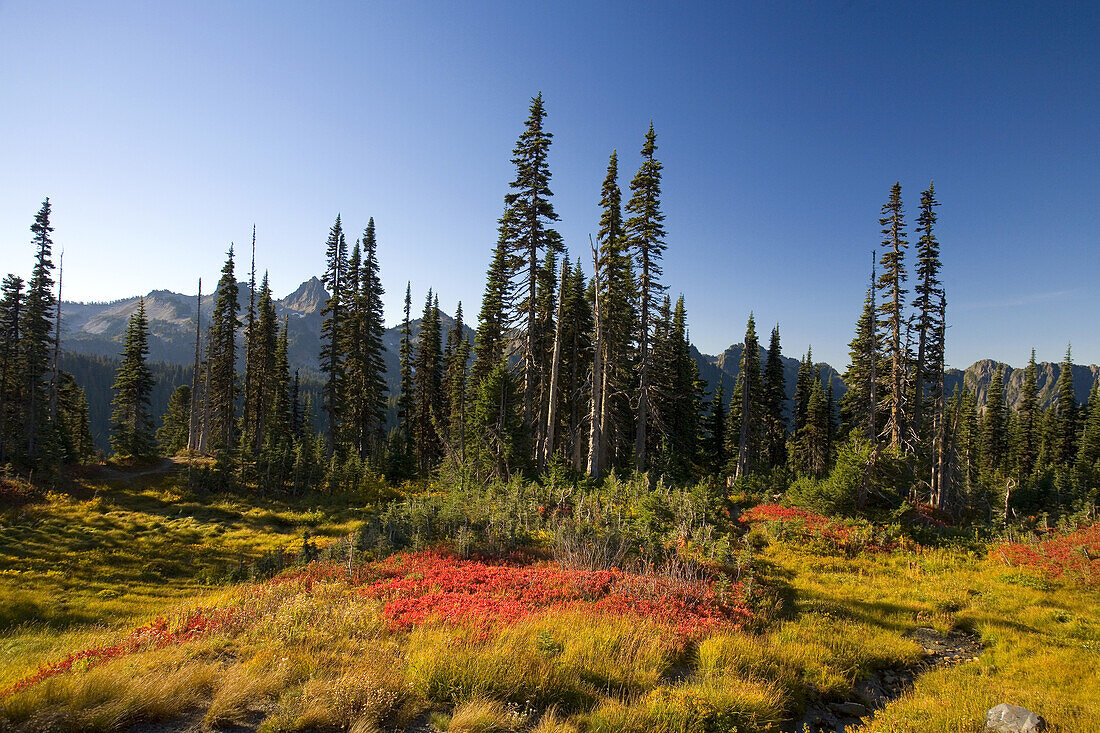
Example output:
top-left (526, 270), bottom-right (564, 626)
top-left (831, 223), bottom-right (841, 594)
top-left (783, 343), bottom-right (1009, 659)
top-left (2, 466), bottom-right (1098, 731)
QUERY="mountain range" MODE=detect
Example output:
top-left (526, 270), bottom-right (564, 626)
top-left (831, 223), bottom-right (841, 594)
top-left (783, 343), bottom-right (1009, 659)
top-left (60, 279), bottom-right (1099, 435)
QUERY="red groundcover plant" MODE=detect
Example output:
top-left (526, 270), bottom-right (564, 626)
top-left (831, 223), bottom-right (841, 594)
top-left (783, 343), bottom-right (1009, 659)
top-left (740, 503), bottom-right (903, 554)
top-left (3, 552), bottom-right (752, 698)
top-left (995, 522), bottom-right (1100, 586)
top-left (359, 550), bottom-right (752, 640)
top-left (0, 607), bottom-right (236, 698)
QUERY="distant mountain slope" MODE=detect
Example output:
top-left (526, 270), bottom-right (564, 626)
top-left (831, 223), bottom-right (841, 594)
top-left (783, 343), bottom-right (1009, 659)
top-left (60, 279), bottom-right (1098, 437)
top-left (60, 277), bottom-right (476, 383)
top-left (945, 359), bottom-right (1099, 411)
top-left (61, 277), bottom-right (329, 371)
top-left (701, 343), bottom-right (845, 415)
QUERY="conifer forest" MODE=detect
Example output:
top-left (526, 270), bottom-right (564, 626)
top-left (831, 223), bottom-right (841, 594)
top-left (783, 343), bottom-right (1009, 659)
top-left (2, 27), bottom-right (1099, 733)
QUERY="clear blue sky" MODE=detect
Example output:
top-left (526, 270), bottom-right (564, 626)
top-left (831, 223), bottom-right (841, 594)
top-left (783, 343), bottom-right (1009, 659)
top-left (1, 1), bottom-right (1097, 370)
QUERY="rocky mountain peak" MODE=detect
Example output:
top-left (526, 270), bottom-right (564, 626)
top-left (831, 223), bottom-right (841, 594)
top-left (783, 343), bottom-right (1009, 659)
top-left (279, 277), bottom-right (328, 314)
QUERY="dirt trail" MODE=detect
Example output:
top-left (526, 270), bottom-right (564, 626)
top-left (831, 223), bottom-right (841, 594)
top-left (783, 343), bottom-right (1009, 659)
top-left (783, 627), bottom-right (984, 733)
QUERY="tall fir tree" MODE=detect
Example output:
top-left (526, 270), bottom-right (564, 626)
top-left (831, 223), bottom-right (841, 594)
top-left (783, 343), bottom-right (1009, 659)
top-left (706, 384), bottom-right (727, 476)
top-left (205, 247), bottom-right (240, 453)
top-left (471, 212), bottom-right (516, 388)
top-left (266, 317), bottom-right (293, 449)
top-left (1076, 381), bottom-right (1100, 491)
top-left (398, 282), bottom-right (414, 456)
top-left (793, 348), bottom-right (816, 434)
top-left (22, 198), bottom-right (56, 462)
top-left (592, 151), bottom-right (637, 475)
top-left (1055, 345), bottom-right (1078, 465)
top-left (413, 291), bottom-right (444, 475)
top-left (729, 314), bottom-right (764, 479)
top-left (558, 258), bottom-right (593, 469)
top-left (442, 303), bottom-right (470, 465)
top-left (625, 124), bottom-right (667, 469)
top-left (0, 275), bottom-right (24, 464)
top-left (792, 380), bottom-right (830, 478)
top-left (255, 275), bottom-right (278, 451)
top-left (876, 183), bottom-right (910, 451)
top-left (110, 299), bottom-right (156, 460)
top-left (503, 93), bottom-right (563, 432)
top-left (358, 219), bottom-right (389, 456)
top-left (158, 385), bottom-right (192, 456)
top-left (839, 261), bottom-right (881, 441)
top-left (911, 182), bottom-right (943, 447)
top-left (762, 326), bottom-right (787, 470)
top-left (979, 365), bottom-right (1008, 473)
top-left (319, 215), bottom-right (347, 456)
top-left (241, 227), bottom-right (258, 452)
top-left (1017, 349), bottom-right (1040, 481)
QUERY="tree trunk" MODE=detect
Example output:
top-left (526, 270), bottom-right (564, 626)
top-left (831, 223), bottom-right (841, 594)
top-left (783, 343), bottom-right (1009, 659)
top-left (542, 261), bottom-right (567, 469)
top-left (188, 280), bottom-right (202, 453)
top-left (586, 238), bottom-right (603, 478)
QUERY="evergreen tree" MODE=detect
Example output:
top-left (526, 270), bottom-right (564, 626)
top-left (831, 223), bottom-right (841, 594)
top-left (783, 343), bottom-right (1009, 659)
top-left (0, 275), bottom-right (24, 464)
top-left (241, 228), bottom-right (258, 452)
top-left (110, 299), bottom-right (156, 460)
top-left (470, 359), bottom-right (529, 480)
top-left (1076, 381), bottom-right (1100, 491)
top-left (625, 123), bottom-right (667, 468)
top-left (762, 326), bottom-right (787, 469)
top-left (22, 198), bottom-right (56, 462)
top-left (319, 215), bottom-right (347, 456)
top-left (1055, 345), bottom-right (1078, 465)
top-left (593, 151), bottom-right (637, 475)
top-left (252, 274), bottom-right (278, 453)
top-left (876, 183), bottom-right (910, 451)
top-left (56, 372), bottom-right (94, 464)
top-left (341, 238), bottom-right (366, 455)
top-left (558, 258), bottom-right (593, 469)
top-left (649, 295), bottom-right (675, 457)
top-left (532, 246), bottom-right (561, 458)
top-left (662, 295), bottom-right (702, 481)
top-left (471, 213), bottom-right (516, 388)
top-left (205, 247), bottom-right (240, 452)
top-left (413, 291), bottom-right (444, 475)
top-left (1017, 349), bottom-right (1040, 481)
top-left (730, 314), bottom-right (764, 479)
top-left (911, 182), bottom-right (942, 447)
top-left (706, 384), bottom-right (727, 476)
top-left (398, 282), bottom-right (414, 453)
top-left (266, 317), bottom-right (293, 449)
top-left (503, 93), bottom-right (563, 430)
top-left (539, 261), bottom-right (566, 467)
top-left (442, 303), bottom-right (470, 465)
top-left (158, 385), bottom-right (192, 456)
top-left (792, 380), bottom-right (830, 478)
top-left (793, 348), bottom-right (815, 434)
top-left (358, 219), bottom-right (388, 456)
top-left (979, 365), bottom-right (1008, 473)
top-left (839, 266), bottom-right (880, 440)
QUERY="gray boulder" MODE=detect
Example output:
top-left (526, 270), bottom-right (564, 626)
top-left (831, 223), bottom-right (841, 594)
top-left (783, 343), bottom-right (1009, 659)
top-left (986, 703), bottom-right (1047, 732)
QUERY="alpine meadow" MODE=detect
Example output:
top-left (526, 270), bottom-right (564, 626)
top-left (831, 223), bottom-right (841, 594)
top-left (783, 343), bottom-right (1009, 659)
top-left (1, 4), bottom-right (1098, 733)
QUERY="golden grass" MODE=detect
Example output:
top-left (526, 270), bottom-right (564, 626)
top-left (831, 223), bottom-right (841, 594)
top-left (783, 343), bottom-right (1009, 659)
top-left (0, 465), bottom-right (372, 688)
top-left (4, 468), bottom-right (1099, 732)
top-left (0, 645), bottom-right (218, 731)
top-left (446, 697), bottom-right (526, 733)
top-left (762, 541), bottom-right (1100, 732)
top-left (405, 613), bottom-right (680, 710)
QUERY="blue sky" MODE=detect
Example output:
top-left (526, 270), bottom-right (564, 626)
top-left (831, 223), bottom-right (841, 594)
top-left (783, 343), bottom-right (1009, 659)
top-left (1, 1), bottom-right (1097, 370)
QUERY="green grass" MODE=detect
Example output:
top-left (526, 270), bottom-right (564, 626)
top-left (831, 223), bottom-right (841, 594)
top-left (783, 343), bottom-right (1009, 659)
top-left (2, 470), bottom-right (1099, 732)
top-left (0, 461), bottom-right (372, 688)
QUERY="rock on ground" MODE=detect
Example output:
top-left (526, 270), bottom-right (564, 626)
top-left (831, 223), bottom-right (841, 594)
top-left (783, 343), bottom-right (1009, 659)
top-left (986, 703), bottom-right (1048, 733)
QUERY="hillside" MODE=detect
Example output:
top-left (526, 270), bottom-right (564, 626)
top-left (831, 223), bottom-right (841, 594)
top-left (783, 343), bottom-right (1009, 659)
top-left (59, 279), bottom-right (1098, 443)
